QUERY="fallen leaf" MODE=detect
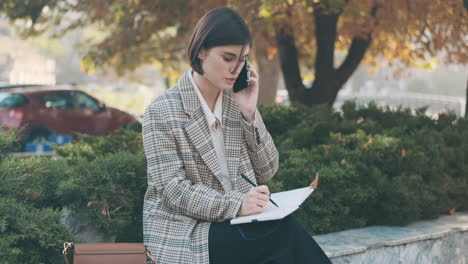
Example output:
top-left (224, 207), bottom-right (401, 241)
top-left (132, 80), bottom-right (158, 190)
top-left (401, 149), bottom-right (407, 158)
top-left (363, 137), bottom-right (372, 148)
top-left (310, 173), bottom-right (320, 189)
top-left (100, 209), bottom-right (109, 216)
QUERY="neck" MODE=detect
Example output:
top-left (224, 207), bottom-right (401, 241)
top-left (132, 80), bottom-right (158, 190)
top-left (193, 71), bottom-right (221, 112)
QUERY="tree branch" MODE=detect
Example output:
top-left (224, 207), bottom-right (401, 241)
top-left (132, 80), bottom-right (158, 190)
top-left (275, 23), bottom-right (305, 101)
top-left (335, 1), bottom-right (381, 89)
top-left (313, 11), bottom-right (339, 76)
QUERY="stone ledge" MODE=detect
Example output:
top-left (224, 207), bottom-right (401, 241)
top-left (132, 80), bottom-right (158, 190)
top-left (313, 212), bottom-right (468, 261)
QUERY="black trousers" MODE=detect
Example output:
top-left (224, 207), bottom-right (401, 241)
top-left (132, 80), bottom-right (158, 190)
top-left (208, 215), bottom-right (332, 264)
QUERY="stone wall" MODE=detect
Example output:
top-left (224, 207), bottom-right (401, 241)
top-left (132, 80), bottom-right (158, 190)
top-left (314, 212), bottom-right (468, 264)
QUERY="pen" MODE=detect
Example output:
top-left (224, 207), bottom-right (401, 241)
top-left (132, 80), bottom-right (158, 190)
top-left (240, 173), bottom-right (279, 207)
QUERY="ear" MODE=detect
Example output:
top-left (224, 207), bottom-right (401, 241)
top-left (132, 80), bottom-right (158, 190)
top-left (197, 48), bottom-right (207, 60)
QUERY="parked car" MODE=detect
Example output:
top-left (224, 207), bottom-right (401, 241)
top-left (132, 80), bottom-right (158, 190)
top-left (0, 84), bottom-right (141, 146)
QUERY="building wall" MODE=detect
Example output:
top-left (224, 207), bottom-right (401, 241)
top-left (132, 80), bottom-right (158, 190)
top-left (0, 20), bottom-right (56, 85)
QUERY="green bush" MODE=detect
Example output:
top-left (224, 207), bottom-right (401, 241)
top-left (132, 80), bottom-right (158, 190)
top-left (264, 102), bottom-right (468, 234)
top-left (0, 198), bottom-right (73, 264)
top-left (0, 130), bottom-right (73, 263)
top-left (0, 156), bottom-right (70, 210)
top-left (55, 128), bottom-right (142, 161)
top-left (0, 127), bottom-right (19, 161)
top-left (57, 151), bottom-right (147, 242)
top-left (1, 101), bottom-right (467, 261)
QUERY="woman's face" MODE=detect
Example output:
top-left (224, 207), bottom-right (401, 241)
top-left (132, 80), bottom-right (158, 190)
top-left (198, 45), bottom-right (250, 91)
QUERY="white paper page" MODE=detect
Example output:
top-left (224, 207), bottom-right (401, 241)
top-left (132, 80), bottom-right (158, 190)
top-left (230, 206), bottom-right (292, 224)
top-left (270, 187), bottom-right (314, 208)
top-left (230, 187), bottom-right (314, 225)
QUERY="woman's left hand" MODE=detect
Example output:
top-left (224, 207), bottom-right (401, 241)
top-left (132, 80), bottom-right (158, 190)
top-left (232, 65), bottom-right (259, 122)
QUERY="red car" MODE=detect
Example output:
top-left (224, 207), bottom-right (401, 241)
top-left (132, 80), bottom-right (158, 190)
top-left (0, 85), bottom-right (140, 144)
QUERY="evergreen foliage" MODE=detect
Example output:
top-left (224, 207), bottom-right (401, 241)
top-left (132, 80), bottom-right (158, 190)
top-left (1, 103), bottom-right (467, 262)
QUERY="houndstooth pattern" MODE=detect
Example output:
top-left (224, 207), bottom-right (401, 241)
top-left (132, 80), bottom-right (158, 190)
top-left (142, 72), bottom-right (279, 264)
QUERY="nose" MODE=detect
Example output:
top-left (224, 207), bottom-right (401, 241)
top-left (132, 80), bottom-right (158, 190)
top-left (230, 61), bottom-right (244, 75)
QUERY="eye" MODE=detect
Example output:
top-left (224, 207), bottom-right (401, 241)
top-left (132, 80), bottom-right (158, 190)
top-left (223, 57), bottom-right (233, 62)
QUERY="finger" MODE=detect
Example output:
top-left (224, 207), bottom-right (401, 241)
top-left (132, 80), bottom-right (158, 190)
top-left (255, 185), bottom-right (270, 195)
top-left (247, 67), bottom-right (258, 78)
top-left (258, 194), bottom-right (270, 202)
top-left (254, 204), bottom-right (265, 212)
top-left (247, 77), bottom-right (257, 87)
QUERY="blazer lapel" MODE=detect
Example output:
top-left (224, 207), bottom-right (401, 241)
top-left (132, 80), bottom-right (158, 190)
top-left (179, 73), bottom-right (229, 191)
top-left (222, 90), bottom-right (242, 188)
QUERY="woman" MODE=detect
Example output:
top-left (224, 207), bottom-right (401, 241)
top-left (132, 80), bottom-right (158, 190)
top-left (142, 7), bottom-right (332, 264)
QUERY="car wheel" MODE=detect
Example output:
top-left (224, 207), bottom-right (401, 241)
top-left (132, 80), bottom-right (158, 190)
top-left (22, 127), bottom-right (53, 149)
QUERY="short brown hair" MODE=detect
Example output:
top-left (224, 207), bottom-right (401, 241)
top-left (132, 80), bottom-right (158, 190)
top-left (188, 7), bottom-right (252, 74)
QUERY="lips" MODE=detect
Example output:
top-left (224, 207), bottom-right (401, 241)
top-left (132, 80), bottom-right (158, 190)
top-left (225, 78), bottom-right (236, 84)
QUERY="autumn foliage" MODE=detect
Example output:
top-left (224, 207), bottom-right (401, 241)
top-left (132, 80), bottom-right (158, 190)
top-left (1, 0), bottom-right (466, 105)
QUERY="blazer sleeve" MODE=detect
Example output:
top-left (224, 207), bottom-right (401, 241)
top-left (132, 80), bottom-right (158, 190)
top-left (241, 109), bottom-right (279, 184)
top-left (143, 104), bottom-right (244, 222)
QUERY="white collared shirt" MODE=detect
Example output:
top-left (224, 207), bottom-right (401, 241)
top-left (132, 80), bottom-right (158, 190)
top-left (189, 70), bottom-right (232, 192)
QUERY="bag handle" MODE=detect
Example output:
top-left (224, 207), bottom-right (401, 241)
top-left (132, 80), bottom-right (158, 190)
top-left (62, 242), bottom-right (156, 264)
top-left (146, 246), bottom-right (156, 264)
top-left (63, 242), bottom-right (73, 264)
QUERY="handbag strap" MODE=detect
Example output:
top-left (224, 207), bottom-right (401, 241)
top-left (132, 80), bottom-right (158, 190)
top-left (146, 246), bottom-right (156, 264)
top-left (63, 242), bottom-right (73, 264)
top-left (62, 242), bottom-right (156, 264)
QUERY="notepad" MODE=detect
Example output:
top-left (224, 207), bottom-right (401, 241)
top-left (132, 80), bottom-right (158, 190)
top-left (230, 173), bottom-right (319, 225)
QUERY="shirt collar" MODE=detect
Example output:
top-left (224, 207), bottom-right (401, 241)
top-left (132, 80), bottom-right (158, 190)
top-left (189, 70), bottom-right (223, 129)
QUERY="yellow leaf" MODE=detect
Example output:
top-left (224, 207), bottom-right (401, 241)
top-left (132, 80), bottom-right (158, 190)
top-left (259, 8), bottom-right (271, 18)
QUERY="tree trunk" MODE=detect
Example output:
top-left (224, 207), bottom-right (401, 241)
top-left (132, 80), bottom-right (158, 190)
top-left (308, 11), bottom-right (341, 106)
top-left (275, 23), bottom-right (307, 105)
top-left (465, 78), bottom-right (467, 117)
top-left (275, 3), bottom-right (378, 107)
top-left (255, 34), bottom-right (281, 106)
top-left (464, 0), bottom-right (467, 117)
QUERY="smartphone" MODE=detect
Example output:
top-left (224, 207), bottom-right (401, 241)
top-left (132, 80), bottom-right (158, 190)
top-left (233, 58), bottom-right (250, 93)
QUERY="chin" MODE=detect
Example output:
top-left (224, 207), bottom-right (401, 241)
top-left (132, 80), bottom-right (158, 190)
top-left (219, 83), bottom-right (234, 91)
top-left (225, 86), bottom-right (235, 92)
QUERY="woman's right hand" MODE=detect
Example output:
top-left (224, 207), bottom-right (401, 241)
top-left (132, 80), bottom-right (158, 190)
top-left (237, 185), bottom-right (270, 216)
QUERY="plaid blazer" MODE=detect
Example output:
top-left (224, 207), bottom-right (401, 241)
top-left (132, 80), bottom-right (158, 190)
top-left (142, 73), bottom-right (279, 264)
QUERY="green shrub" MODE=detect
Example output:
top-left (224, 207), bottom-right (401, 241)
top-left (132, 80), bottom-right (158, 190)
top-left (0, 128), bottom-right (20, 161)
top-left (57, 151), bottom-right (147, 242)
top-left (0, 156), bottom-right (70, 210)
top-left (0, 198), bottom-right (74, 264)
top-left (55, 129), bottom-right (142, 161)
top-left (263, 102), bottom-right (468, 233)
top-left (1, 100), bottom-right (467, 261)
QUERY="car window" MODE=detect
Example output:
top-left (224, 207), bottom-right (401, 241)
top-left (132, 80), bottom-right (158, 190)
top-left (68, 91), bottom-right (100, 111)
top-left (40, 92), bottom-right (70, 109)
top-left (0, 93), bottom-right (29, 108)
